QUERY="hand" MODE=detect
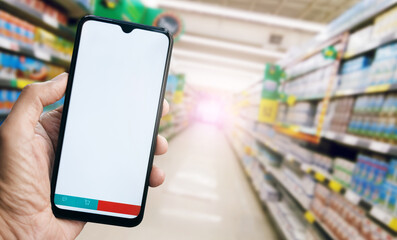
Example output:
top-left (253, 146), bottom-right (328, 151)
top-left (0, 73), bottom-right (169, 239)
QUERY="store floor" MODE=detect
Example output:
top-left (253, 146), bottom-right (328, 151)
top-left (77, 122), bottom-right (277, 240)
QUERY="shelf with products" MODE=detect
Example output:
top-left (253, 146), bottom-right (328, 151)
top-left (226, 131), bottom-right (323, 240)
top-left (238, 99), bottom-right (397, 158)
top-left (0, 36), bottom-right (70, 68)
top-left (0, 77), bottom-right (36, 90)
top-left (232, 114), bottom-right (397, 236)
top-left (0, 49), bottom-right (67, 91)
top-left (281, 0), bottom-right (397, 67)
top-left (1, 0), bottom-right (75, 41)
top-left (241, 124), bottom-right (397, 239)
top-left (49, 0), bottom-right (92, 20)
top-left (0, 9), bottom-right (74, 68)
top-left (281, 3), bottom-right (397, 102)
top-left (226, 134), bottom-right (296, 240)
top-left (228, 125), bottom-right (332, 237)
top-left (233, 0), bottom-right (397, 238)
top-left (159, 74), bottom-right (192, 140)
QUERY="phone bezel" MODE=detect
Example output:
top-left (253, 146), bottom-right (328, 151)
top-left (50, 15), bottom-right (173, 227)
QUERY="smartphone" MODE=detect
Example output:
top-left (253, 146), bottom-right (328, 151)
top-left (50, 15), bottom-right (173, 227)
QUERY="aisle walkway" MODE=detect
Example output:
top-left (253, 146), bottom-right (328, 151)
top-left (77, 123), bottom-right (277, 240)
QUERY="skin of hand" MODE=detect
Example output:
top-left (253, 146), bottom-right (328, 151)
top-left (0, 73), bottom-right (169, 239)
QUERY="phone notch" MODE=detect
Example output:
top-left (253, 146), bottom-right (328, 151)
top-left (120, 24), bottom-right (134, 34)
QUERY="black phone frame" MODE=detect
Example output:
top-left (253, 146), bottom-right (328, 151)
top-left (50, 15), bottom-right (173, 227)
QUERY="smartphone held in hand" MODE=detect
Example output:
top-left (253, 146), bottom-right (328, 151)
top-left (50, 15), bottom-right (173, 227)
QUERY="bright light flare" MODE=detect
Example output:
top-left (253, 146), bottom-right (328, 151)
top-left (196, 100), bottom-right (223, 124)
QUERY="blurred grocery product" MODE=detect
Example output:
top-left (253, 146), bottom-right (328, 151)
top-left (0, 51), bottom-right (66, 81)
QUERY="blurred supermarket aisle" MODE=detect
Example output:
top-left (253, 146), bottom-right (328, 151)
top-left (77, 123), bottom-right (277, 240)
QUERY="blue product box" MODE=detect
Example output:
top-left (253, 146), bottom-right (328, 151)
top-left (341, 56), bottom-right (371, 74)
top-left (388, 160), bottom-right (397, 183)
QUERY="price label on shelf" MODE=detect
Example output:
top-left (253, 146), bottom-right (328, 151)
top-left (33, 48), bottom-right (51, 62)
top-left (329, 180), bottom-right (342, 193)
top-left (304, 211), bottom-right (316, 224)
top-left (370, 206), bottom-right (393, 226)
top-left (286, 154), bottom-right (294, 162)
top-left (343, 135), bottom-right (358, 145)
top-left (42, 15), bottom-right (59, 28)
top-left (369, 141), bottom-right (390, 153)
top-left (301, 164), bottom-right (311, 173)
top-left (325, 131), bottom-right (336, 139)
top-left (335, 89), bottom-right (354, 96)
top-left (0, 37), bottom-right (12, 50)
top-left (16, 79), bottom-right (35, 89)
top-left (389, 218), bottom-right (397, 232)
top-left (314, 172), bottom-right (325, 182)
top-left (366, 84), bottom-right (390, 93)
top-left (344, 190), bottom-right (360, 205)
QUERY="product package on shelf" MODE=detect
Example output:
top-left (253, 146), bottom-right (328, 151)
top-left (333, 158), bottom-right (355, 188)
top-left (281, 168), bottom-right (315, 209)
top-left (345, 25), bottom-right (373, 55)
top-left (0, 10), bottom-right (73, 59)
top-left (0, 10), bottom-right (35, 47)
top-left (311, 184), bottom-right (393, 240)
top-left (285, 52), bottom-right (335, 80)
top-left (269, 201), bottom-right (315, 240)
top-left (348, 93), bottom-right (397, 143)
top-left (0, 89), bottom-right (20, 114)
top-left (255, 141), bottom-right (282, 167)
top-left (0, 51), bottom-right (66, 81)
top-left (14, 0), bottom-right (68, 25)
top-left (312, 184), bottom-right (395, 240)
top-left (370, 43), bottom-right (397, 86)
top-left (338, 56), bottom-right (372, 90)
top-left (285, 102), bottom-right (317, 127)
top-left (325, 97), bottom-right (355, 133)
top-left (286, 141), bottom-right (333, 174)
top-left (351, 154), bottom-right (388, 204)
top-left (372, 5), bottom-right (397, 42)
top-left (283, 64), bottom-right (334, 100)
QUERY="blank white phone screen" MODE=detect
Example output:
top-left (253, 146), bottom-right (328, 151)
top-left (54, 20), bottom-right (169, 218)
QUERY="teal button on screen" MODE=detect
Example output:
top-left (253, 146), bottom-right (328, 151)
top-left (55, 194), bottom-right (99, 210)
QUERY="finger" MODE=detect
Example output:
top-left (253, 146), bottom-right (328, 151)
top-left (155, 135), bottom-right (168, 155)
top-left (5, 73), bottom-right (68, 131)
top-left (39, 106), bottom-right (64, 149)
top-left (162, 99), bottom-right (169, 117)
top-left (149, 165), bottom-right (165, 187)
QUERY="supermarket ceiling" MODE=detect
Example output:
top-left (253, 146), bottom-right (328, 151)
top-left (181, 0), bottom-right (360, 23)
top-left (143, 0), bottom-right (359, 91)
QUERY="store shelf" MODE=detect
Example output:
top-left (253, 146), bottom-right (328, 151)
top-left (296, 95), bottom-right (325, 102)
top-left (265, 202), bottom-right (297, 240)
top-left (255, 155), bottom-right (334, 239)
top-left (274, 123), bottom-right (320, 144)
top-left (273, 147), bottom-right (397, 235)
top-left (50, 0), bottom-right (92, 19)
top-left (227, 134), bottom-right (316, 240)
top-left (334, 83), bottom-right (397, 98)
top-left (285, 61), bottom-right (336, 82)
top-left (235, 123), bottom-right (281, 154)
top-left (0, 37), bottom-right (71, 68)
top-left (0, 112), bottom-right (9, 118)
top-left (0, 0), bottom-right (75, 41)
top-left (344, 32), bottom-right (397, 59)
top-left (252, 119), bottom-right (397, 157)
top-left (288, 82), bottom-right (397, 102)
top-left (322, 131), bottom-right (397, 157)
top-left (0, 77), bottom-right (36, 90)
top-left (318, 0), bottom-right (397, 45)
top-left (235, 121), bottom-right (397, 235)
